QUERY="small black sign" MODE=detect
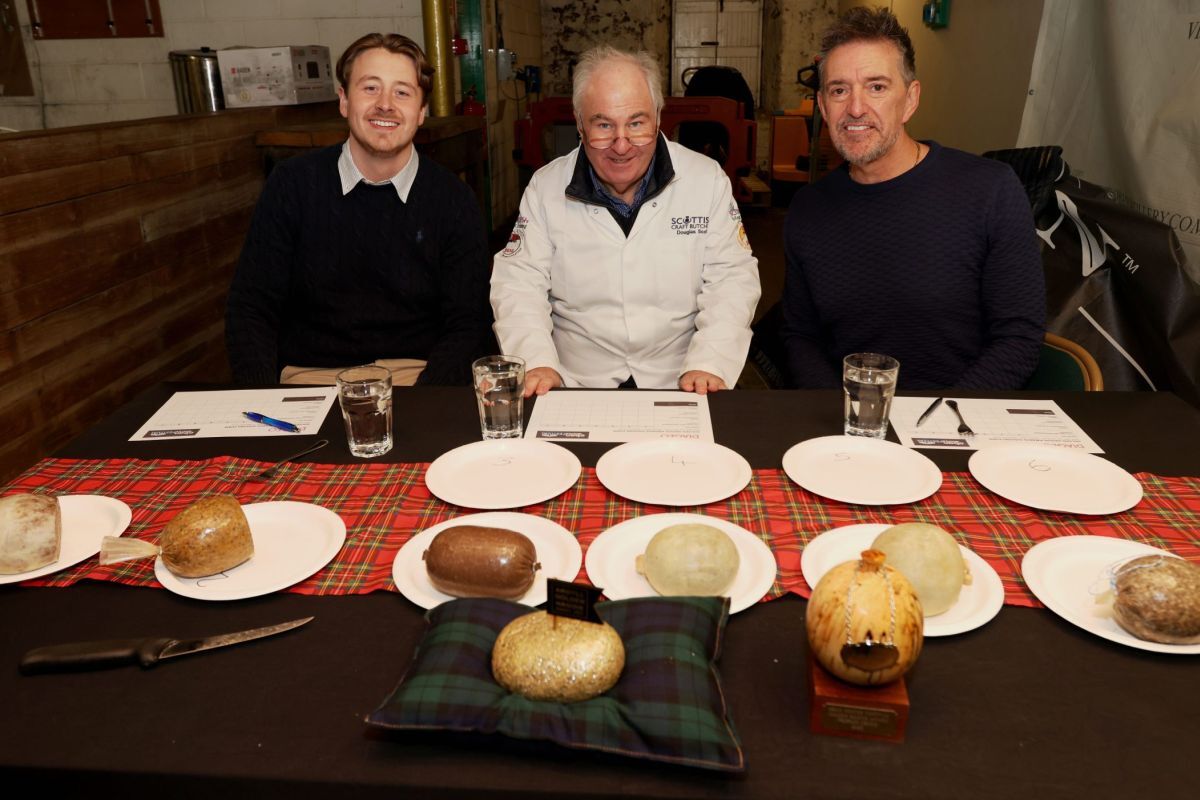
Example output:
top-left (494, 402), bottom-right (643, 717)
top-left (143, 428), bottom-right (199, 438)
top-left (536, 430), bottom-right (590, 439)
top-left (546, 578), bottom-right (603, 624)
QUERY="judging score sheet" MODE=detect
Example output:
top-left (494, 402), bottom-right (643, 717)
top-left (889, 397), bottom-right (1103, 452)
top-left (130, 388), bottom-right (337, 440)
top-left (526, 391), bottom-right (714, 443)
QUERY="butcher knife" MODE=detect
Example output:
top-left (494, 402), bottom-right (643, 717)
top-left (19, 616), bottom-right (314, 674)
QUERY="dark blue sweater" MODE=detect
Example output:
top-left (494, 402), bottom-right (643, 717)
top-left (781, 141), bottom-right (1045, 390)
top-left (226, 145), bottom-right (492, 386)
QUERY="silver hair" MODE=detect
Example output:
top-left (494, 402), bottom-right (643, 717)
top-left (571, 45), bottom-right (665, 122)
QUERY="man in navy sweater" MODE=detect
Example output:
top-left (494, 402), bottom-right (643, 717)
top-left (226, 33), bottom-right (491, 386)
top-left (781, 8), bottom-right (1044, 390)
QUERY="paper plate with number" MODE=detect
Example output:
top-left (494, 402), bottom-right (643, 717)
top-left (782, 436), bottom-right (942, 505)
top-left (0, 495), bottom-right (132, 584)
top-left (968, 445), bottom-right (1142, 515)
top-left (584, 513), bottom-right (776, 614)
top-left (392, 512), bottom-right (583, 609)
top-left (425, 439), bottom-right (582, 509)
top-left (154, 501), bottom-right (345, 601)
top-left (596, 440), bottom-right (752, 506)
top-left (800, 523), bottom-right (1004, 637)
top-left (1022, 536), bottom-right (1200, 654)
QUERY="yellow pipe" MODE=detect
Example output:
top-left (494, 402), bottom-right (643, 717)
top-left (421, 0), bottom-right (455, 117)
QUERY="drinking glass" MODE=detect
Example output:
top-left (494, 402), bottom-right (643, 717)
top-left (472, 355), bottom-right (525, 439)
top-left (843, 353), bottom-right (900, 438)
top-left (335, 365), bottom-right (393, 457)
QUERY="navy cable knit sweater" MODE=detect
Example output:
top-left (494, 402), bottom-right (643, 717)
top-left (225, 145), bottom-right (492, 386)
top-left (780, 141), bottom-right (1045, 390)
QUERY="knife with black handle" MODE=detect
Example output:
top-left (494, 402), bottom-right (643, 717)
top-left (19, 616), bottom-right (313, 674)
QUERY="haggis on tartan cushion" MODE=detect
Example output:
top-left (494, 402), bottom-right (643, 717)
top-left (366, 596), bottom-right (744, 771)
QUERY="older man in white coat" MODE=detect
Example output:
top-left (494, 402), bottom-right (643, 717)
top-left (490, 45), bottom-right (760, 397)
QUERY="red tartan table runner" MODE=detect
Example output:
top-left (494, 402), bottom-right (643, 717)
top-left (7, 456), bottom-right (1200, 608)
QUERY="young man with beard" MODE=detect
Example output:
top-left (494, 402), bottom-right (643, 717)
top-left (226, 33), bottom-right (491, 386)
top-left (490, 45), bottom-right (760, 397)
top-left (780, 7), bottom-right (1044, 390)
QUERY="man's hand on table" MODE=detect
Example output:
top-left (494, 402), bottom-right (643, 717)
top-left (524, 367), bottom-right (564, 398)
top-left (679, 370), bottom-right (727, 395)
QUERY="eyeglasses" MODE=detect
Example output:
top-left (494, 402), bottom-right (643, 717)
top-left (581, 121), bottom-right (657, 150)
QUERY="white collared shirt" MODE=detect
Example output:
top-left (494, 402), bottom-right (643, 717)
top-left (337, 140), bottom-right (419, 201)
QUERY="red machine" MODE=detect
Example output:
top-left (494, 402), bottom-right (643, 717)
top-left (514, 96), bottom-right (757, 202)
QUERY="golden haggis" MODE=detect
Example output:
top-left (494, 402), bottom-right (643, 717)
top-left (160, 495), bottom-right (253, 578)
top-left (492, 611), bottom-right (625, 703)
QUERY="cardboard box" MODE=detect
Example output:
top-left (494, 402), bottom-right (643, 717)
top-left (217, 45), bottom-right (336, 108)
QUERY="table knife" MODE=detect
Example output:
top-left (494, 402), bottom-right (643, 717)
top-left (19, 616), bottom-right (313, 675)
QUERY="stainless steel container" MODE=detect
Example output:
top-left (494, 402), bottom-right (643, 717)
top-left (169, 48), bottom-right (225, 114)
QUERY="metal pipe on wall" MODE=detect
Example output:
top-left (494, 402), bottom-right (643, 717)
top-left (421, 0), bottom-right (455, 117)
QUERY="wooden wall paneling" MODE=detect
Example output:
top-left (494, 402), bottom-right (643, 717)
top-left (0, 322), bottom-right (228, 482)
top-left (0, 155), bottom-right (261, 256)
top-left (133, 137), bottom-right (260, 183)
top-left (0, 277), bottom-right (229, 428)
top-left (0, 136), bottom-right (260, 218)
top-left (0, 103), bottom-right (347, 484)
top-left (0, 103), bottom-right (338, 177)
top-left (139, 173), bottom-right (263, 243)
top-left (0, 264), bottom-right (161, 375)
top-left (0, 329), bottom-right (14, 371)
top-left (0, 212), bottom-right (246, 380)
top-left (0, 255), bottom-right (235, 382)
top-left (0, 209), bottom-right (246, 379)
top-left (1, 226), bottom-right (156, 331)
top-left (0, 218), bottom-right (143, 295)
top-left (0, 156), bottom-right (138, 216)
top-left (0, 272), bottom-right (232, 449)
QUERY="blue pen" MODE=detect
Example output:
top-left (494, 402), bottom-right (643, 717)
top-left (243, 411), bottom-right (301, 433)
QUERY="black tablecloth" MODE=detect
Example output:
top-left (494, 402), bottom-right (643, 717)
top-left (3, 386), bottom-right (1198, 798)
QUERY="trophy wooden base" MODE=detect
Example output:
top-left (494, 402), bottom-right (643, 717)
top-left (808, 655), bottom-right (909, 743)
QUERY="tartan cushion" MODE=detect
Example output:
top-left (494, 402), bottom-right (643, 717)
top-left (365, 596), bottom-right (744, 771)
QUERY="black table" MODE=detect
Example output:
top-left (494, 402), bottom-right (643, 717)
top-left (3, 386), bottom-right (1198, 798)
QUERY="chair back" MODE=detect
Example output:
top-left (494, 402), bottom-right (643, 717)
top-left (1025, 333), bottom-right (1104, 391)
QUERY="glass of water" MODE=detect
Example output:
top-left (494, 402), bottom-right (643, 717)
top-left (842, 353), bottom-right (900, 438)
top-left (335, 365), bottom-right (393, 458)
top-left (472, 355), bottom-right (525, 439)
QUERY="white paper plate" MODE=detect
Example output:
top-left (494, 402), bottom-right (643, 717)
top-left (969, 445), bottom-right (1143, 515)
top-left (392, 511), bottom-right (583, 609)
top-left (154, 501), bottom-right (346, 601)
top-left (1021, 535), bottom-right (1200, 654)
top-left (584, 513), bottom-right (776, 614)
top-left (782, 436), bottom-right (943, 505)
top-left (0, 494), bottom-right (132, 584)
top-left (425, 439), bottom-right (582, 509)
top-left (595, 440), bottom-right (752, 506)
top-left (800, 523), bottom-right (1005, 637)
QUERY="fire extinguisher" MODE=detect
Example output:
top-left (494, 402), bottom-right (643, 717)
top-left (457, 85), bottom-right (485, 116)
